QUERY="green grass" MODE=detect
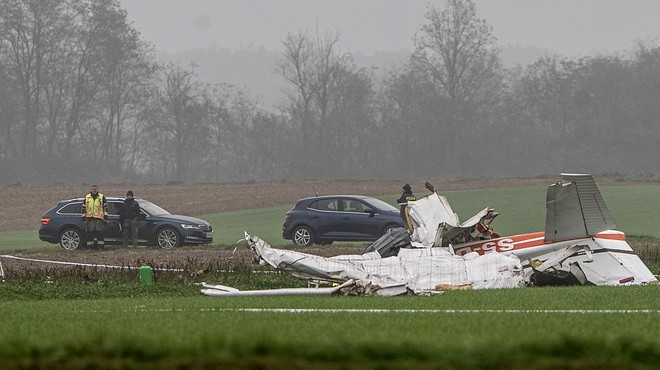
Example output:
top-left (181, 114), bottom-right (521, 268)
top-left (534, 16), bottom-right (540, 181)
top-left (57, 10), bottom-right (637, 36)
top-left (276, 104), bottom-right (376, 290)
top-left (0, 230), bottom-right (43, 252)
top-left (206, 185), bottom-right (660, 246)
top-left (6, 184), bottom-right (660, 250)
top-left (200, 205), bottom-right (292, 247)
top-left (1, 284), bottom-right (659, 369)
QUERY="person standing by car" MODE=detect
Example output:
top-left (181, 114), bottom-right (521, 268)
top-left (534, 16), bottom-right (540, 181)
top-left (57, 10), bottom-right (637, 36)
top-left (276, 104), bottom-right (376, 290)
top-left (397, 183), bottom-right (416, 228)
top-left (81, 184), bottom-right (108, 250)
top-left (119, 190), bottom-right (140, 248)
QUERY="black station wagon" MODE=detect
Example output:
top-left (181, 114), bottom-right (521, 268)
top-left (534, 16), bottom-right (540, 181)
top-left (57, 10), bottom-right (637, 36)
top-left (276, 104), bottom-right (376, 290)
top-left (39, 197), bottom-right (213, 250)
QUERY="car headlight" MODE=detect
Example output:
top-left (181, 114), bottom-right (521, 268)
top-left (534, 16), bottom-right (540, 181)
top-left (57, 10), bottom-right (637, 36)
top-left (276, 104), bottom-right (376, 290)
top-left (181, 223), bottom-right (201, 230)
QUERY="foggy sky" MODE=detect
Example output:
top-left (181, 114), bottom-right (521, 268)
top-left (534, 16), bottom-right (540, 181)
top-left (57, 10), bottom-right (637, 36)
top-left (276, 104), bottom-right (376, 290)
top-left (120, 0), bottom-right (660, 57)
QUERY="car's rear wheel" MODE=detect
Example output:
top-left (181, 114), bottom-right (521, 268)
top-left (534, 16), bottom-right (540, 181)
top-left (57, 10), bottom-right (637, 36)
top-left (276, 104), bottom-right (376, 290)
top-left (60, 228), bottom-right (83, 250)
top-left (292, 226), bottom-right (314, 246)
top-left (156, 227), bottom-right (180, 249)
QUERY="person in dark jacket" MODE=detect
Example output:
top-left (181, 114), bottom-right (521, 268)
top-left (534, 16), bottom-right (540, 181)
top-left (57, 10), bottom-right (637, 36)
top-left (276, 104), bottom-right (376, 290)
top-left (119, 190), bottom-right (141, 248)
top-left (397, 183), bottom-right (416, 227)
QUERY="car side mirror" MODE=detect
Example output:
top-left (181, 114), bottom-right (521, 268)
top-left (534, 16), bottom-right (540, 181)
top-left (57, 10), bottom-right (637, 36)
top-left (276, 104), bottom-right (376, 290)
top-left (365, 210), bottom-right (375, 217)
top-left (139, 213), bottom-right (147, 221)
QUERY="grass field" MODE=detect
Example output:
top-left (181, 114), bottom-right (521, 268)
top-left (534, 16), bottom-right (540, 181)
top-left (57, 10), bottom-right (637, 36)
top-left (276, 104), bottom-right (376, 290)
top-left (2, 182), bottom-right (660, 369)
top-left (1, 283), bottom-right (659, 369)
top-left (184, 185), bottom-right (660, 247)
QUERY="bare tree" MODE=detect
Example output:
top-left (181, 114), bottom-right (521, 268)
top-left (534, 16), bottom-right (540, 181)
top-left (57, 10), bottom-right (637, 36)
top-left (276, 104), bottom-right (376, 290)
top-left (0, 44), bottom-right (19, 163)
top-left (377, 65), bottom-right (448, 176)
top-left (276, 30), bottom-right (359, 177)
top-left (276, 31), bottom-right (319, 171)
top-left (413, 0), bottom-right (501, 108)
top-left (0, 0), bottom-right (155, 182)
top-left (312, 31), bottom-right (350, 141)
top-left (631, 43), bottom-right (660, 171)
top-left (123, 88), bottom-right (158, 176)
top-left (53, 0), bottom-right (108, 165)
top-left (0, 0), bottom-right (67, 165)
top-left (91, 1), bottom-right (156, 175)
top-left (155, 63), bottom-right (208, 181)
top-left (325, 65), bottom-right (376, 175)
top-left (204, 85), bottom-right (234, 181)
top-left (412, 0), bottom-right (502, 167)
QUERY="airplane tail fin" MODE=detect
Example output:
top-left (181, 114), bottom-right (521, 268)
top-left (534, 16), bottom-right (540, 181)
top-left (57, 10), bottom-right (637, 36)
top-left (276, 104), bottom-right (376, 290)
top-left (545, 173), bottom-right (616, 243)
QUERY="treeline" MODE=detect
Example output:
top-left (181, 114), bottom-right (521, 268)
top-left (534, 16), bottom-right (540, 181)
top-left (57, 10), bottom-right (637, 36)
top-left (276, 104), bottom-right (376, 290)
top-left (1, 0), bottom-right (660, 185)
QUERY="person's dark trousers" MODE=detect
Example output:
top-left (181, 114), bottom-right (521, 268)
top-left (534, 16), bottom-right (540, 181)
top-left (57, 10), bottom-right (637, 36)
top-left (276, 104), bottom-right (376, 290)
top-left (122, 218), bottom-right (139, 248)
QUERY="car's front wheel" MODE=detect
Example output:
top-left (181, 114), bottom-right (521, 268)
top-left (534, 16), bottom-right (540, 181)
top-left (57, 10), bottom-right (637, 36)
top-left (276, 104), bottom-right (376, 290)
top-left (60, 227), bottom-right (83, 250)
top-left (156, 227), bottom-right (180, 249)
top-left (292, 226), bottom-right (314, 246)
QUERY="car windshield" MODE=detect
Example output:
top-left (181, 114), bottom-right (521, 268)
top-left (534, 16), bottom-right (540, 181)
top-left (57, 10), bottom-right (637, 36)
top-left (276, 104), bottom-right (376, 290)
top-left (365, 197), bottom-right (398, 212)
top-left (139, 200), bottom-right (171, 216)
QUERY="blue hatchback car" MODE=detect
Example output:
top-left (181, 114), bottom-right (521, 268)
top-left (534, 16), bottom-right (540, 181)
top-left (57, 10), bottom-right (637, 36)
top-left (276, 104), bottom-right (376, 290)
top-left (282, 195), bottom-right (403, 246)
top-left (39, 197), bottom-right (213, 250)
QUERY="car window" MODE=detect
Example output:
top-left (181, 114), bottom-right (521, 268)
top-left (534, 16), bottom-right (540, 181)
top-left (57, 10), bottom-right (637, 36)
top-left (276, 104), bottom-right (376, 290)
top-left (113, 201), bottom-right (146, 216)
top-left (358, 200), bottom-right (374, 213)
top-left (309, 198), bottom-right (339, 211)
top-left (365, 198), bottom-right (398, 212)
top-left (139, 200), bottom-right (170, 216)
top-left (344, 199), bottom-right (372, 213)
top-left (58, 202), bottom-right (82, 214)
top-left (107, 202), bottom-right (121, 216)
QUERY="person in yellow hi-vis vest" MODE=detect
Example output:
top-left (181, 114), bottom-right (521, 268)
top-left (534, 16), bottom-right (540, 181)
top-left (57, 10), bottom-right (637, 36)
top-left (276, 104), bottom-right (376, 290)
top-left (81, 184), bottom-right (108, 250)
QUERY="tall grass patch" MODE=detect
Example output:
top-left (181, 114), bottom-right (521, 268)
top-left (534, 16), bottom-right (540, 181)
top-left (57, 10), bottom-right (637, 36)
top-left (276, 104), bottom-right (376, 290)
top-left (0, 258), bottom-right (307, 292)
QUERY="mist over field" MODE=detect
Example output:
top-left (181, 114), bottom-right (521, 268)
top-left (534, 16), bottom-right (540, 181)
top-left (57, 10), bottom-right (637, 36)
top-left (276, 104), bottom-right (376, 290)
top-left (2, 0), bottom-right (660, 185)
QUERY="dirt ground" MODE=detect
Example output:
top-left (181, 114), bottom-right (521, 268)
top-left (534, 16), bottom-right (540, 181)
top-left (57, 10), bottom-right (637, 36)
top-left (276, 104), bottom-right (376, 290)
top-left (0, 175), bottom-right (648, 272)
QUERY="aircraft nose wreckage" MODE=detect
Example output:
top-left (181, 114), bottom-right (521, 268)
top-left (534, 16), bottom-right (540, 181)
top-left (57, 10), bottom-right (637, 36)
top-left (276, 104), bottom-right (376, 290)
top-left (202, 174), bottom-right (658, 297)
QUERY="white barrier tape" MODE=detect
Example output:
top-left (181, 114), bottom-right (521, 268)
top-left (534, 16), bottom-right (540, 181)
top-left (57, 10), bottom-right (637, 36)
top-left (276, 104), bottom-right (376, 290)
top-left (0, 255), bottom-right (183, 272)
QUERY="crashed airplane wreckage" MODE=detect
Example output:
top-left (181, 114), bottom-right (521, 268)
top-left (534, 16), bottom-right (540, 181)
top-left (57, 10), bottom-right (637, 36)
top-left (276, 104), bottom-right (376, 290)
top-left (202, 174), bottom-right (658, 297)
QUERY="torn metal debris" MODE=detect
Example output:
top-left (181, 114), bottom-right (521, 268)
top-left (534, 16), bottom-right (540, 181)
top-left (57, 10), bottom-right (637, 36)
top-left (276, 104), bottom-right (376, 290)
top-left (202, 174), bottom-right (658, 297)
top-left (238, 231), bottom-right (524, 296)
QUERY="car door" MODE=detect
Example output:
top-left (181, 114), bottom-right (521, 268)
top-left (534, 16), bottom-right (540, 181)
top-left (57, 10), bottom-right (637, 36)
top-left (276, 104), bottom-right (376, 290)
top-left (339, 198), bottom-right (383, 239)
top-left (136, 207), bottom-right (156, 245)
top-left (104, 201), bottom-right (124, 241)
top-left (305, 198), bottom-right (344, 239)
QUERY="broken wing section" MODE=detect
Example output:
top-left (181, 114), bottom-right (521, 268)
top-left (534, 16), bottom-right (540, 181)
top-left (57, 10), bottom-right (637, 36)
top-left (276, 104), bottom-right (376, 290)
top-left (201, 280), bottom-right (353, 296)
top-left (244, 232), bottom-right (524, 295)
top-left (545, 173), bottom-right (616, 243)
top-left (578, 234), bottom-right (657, 285)
top-left (247, 232), bottom-right (405, 287)
top-left (530, 231), bottom-right (658, 286)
